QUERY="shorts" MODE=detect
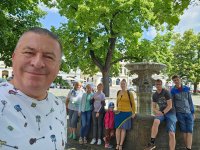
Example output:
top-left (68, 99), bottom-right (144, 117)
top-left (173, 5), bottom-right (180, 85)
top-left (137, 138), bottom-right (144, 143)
top-left (155, 112), bottom-right (177, 133)
top-left (176, 112), bottom-right (194, 133)
top-left (68, 109), bottom-right (79, 128)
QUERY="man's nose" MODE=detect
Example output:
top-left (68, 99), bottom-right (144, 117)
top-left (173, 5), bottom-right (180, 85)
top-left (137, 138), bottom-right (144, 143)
top-left (30, 54), bottom-right (45, 68)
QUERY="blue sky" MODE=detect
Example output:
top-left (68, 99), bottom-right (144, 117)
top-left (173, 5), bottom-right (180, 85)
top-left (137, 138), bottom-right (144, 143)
top-left (40, 3), bottom-right (200, 40)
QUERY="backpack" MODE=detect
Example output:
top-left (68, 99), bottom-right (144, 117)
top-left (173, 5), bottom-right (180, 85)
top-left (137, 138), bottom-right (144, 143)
top-left (117, 90), bottom-right (132, 108)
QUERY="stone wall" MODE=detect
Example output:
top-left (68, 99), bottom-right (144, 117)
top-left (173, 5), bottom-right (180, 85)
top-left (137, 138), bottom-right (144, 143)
top-left (74, 114), bottom-right (200, 150)
top-left (125, 115), bottom-right (200, 150)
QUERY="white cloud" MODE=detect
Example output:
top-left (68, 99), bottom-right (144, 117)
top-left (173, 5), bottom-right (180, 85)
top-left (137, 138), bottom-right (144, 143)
top-left (174, 5), bottom-right (200, 34)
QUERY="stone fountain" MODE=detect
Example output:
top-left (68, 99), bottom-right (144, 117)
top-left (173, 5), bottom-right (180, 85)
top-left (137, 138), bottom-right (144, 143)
top-left (125, 62), bottom-right (166, 115)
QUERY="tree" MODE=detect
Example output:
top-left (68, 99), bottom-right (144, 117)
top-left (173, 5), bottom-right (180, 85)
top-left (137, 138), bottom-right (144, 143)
top-left (171, 29), bottom-right (200, 93)
top-left (0, 0), bottom-right (45, 67)
top-left (44, 0), bottom-right (194, 96)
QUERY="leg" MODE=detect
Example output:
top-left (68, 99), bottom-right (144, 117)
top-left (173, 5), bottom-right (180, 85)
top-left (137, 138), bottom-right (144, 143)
top-left (92, 111), bottom-right (97, 138)
top-left (97, 113), bottom-right (104, 139)
top-left (169, 131), bottom-right (176, 150)
top-left (151, 119), bottom-right (160, 138)
top-left (84, 111), bottom-right (92, 137)
top-left (80, 112), bottom-right (87, 138)
top-left (165, 112), bottom-right (177, 150)
top-left (116, 128), bottom-right (121, 149)
top-left (183, 133), bottom-right (187, 147)
top-left (104, 129), bottom-right (110, 144)
top-left (71, 111), bottom-right (79, 139)
top-left (186, 133), bottom-right (193, 149)
top-left (119, 129), bottom-right (126, 150)
top-left (185, 113), bottom-right (194, 149)
top-left (68, 109), bottom-right (73, 137)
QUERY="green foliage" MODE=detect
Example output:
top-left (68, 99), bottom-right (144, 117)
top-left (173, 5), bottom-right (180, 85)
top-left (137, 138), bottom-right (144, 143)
top-left (42, 0), bottom-right (193, 95)
top-left (54, 76), bottom-right (71, 89)
top-left (171, 29), bottom-right (200, 84)
top-left (0, 0), bottom-right (45, 67)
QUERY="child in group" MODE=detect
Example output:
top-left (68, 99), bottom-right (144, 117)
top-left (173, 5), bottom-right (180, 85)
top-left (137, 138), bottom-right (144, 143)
top-left (103, 102), bottom-right (115, 149)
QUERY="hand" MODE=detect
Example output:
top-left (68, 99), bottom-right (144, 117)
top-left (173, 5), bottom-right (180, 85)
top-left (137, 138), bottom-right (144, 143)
top-left (193, 114), bottom-right (196, 120)
top-left (132, 113), bottom-right (136, 118)
top-left (96, 112), bottom-right (99, 118)
top-left (155, 111), bottom-right (163, 116)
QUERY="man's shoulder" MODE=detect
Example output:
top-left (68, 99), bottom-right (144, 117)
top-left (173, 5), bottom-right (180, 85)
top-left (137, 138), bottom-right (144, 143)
top-left (182, 85), bottom-right (190, 92)
top-left (0, 82), bottom-right (11, 94)
top-left (162, 88), bottom-right (170, 94)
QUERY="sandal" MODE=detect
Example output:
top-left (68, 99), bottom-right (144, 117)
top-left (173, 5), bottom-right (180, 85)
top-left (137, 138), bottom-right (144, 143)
top-left (119, 145), bottom-right (123, 150)
top-left (116, 144), bottom-right (119, 150)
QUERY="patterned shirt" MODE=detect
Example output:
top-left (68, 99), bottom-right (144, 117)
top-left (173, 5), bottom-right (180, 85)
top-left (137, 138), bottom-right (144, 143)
top-left (67, 89), bottom-right (84, 111)
top-left (0, 82), bottom-right (67, 150)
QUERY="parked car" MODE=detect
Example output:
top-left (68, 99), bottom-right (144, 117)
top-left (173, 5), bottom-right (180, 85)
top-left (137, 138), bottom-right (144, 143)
top-left (50, 83), bottom-right (56, 88)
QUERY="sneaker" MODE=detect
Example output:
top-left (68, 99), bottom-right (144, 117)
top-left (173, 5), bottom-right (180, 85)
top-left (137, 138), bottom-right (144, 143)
top-left (144, 142), bottom-right (156, 150)
top-left (83, 137), bottom-right (87, 144)
top-left (72, 133), bottom-right (76, 140)
top-left (97, 139), bottom-right (102, 145)
top-left (79, 137), bottom-right (83, 144)
top-left (105, 144), bottom-right (113, 149)
top-left (68, 133), bottom-right (73, 139)
top-left (90, 138), bottom-right (96, 144)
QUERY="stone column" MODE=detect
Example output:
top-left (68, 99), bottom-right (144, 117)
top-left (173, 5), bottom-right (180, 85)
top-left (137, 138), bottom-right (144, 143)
top-left (132, 70), bottom-right (155, 115)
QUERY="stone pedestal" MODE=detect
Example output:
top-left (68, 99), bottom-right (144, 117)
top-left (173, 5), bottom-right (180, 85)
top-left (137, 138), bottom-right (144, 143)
top-left (137, 92), bottom-right (152, 115)
top-left (125, 62), bottom-right (166, 115)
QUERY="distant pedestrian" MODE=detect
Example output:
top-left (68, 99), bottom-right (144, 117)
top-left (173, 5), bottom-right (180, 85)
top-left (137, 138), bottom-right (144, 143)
top-left (171, 75), bottom-right (195, 150)
top-left (79, 84), bottom-right (94, 144)
top-left (66, 82), bottom-right (84, 140)
top-left (90, 83), bottom-right (105, 145)
top-left (103, 102), bottom-right (115, 149)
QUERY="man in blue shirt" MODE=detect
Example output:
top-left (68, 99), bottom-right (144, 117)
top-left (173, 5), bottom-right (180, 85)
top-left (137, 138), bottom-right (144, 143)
top-left (171, 75), bottom-right (195, 150)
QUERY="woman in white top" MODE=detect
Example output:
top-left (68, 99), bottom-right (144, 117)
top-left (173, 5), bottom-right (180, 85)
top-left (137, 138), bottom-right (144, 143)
top-left (66, 82), bottom-right (84, 140)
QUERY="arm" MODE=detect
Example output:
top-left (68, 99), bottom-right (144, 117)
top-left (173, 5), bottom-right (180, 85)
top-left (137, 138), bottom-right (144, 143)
top-left (188, 92), bottom-right (195, 114)
top-left (104, 112), bottom-right (109, 129)
top-left (130, 92), bottom-right (136, 114)
top-left (162, 99), bottom-right (173, 114)
top-left (152, 102), bottom-right (162, 116)
top-left (79, 93), bottom-right (84, 113)
top-left (98, 100), bottom-right (105, 113)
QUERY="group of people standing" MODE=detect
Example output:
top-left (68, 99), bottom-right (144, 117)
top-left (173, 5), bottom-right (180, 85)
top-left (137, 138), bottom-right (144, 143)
top-left (66, 79), bottom-right (136, 150)
top-left (66, 75), bottom-right (195, 150)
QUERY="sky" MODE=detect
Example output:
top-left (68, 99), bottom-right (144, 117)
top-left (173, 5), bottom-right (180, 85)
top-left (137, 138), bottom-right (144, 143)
top-left (40, 3), bottom-right (200, 40)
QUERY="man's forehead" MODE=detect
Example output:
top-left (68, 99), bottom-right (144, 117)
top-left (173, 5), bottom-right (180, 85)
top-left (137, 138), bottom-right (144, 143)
top-left (17, 32), bottom-right (60, 52)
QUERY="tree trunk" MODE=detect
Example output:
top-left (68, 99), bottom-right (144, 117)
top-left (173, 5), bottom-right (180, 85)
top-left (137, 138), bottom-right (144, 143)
top-left (102, 71), bottom-right (110, 97)
top-left (193, 82), bottom-right (198, 94)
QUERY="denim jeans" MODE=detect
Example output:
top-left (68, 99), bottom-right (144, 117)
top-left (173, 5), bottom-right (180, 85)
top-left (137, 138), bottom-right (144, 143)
top-left (80, 110), bottom-right (92, 138)
top-left (176, 112), bottom-right (194, 133)
top-left (155, 111), bottom-right (177, 132)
